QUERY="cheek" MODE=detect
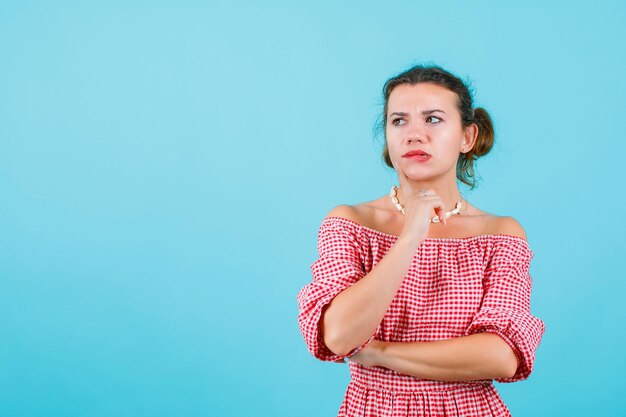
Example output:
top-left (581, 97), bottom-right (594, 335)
top-left (386, 128), bottom-right (402, 144)
top-left (386, 141), bottom-right (400, 159)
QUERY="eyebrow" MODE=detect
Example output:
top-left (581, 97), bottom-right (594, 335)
top-left (389, 109), bottom-right (446, 117)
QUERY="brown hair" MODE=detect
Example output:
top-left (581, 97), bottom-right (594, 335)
top-left (374, 64), bottom-right (495, 189)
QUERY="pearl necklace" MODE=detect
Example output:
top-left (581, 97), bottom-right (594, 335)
top-left (389, 185), bottom-right (464, 223)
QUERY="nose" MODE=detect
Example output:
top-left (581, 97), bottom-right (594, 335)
top-left (406, 125), bottom-right (426, 144)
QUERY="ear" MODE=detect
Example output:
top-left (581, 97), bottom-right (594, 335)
top-left (461, 123), bottom-right (478, 153)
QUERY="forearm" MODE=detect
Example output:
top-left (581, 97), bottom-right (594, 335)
top-left (323, 236), bottom-right (421, 356)
top-left (376, 333), bottom-right (519, 381)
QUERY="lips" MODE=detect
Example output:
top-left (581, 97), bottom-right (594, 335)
top-left (403, 150), bottom-right (431, 157)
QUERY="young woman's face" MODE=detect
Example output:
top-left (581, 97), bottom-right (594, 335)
top-left (385, 82), bottom-right (472, 180)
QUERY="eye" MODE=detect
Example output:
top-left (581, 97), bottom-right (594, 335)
top-left (427, 116), bottom-right (442, 124)
top-left (391, 118), bottom-right (406, 126)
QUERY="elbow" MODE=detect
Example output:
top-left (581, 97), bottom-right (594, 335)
top-left (495, 347), bottom-right (520, 379)
top-left (323, 321), bottom-right (362, 357)
top-left (484, 333), bottom-right (520, 379)
top-left (323, 330), bottom-right (353, 357)
top-left (498, 358), bottom-right (519, 379)
top-left (321, 307), bottom-right (354, 357)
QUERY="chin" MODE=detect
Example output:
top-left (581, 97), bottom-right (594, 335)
top-left (403, 165), bottom-right (433, 176)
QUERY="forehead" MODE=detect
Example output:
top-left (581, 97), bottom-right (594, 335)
top-left (387, 83), bottom-right (458, 111)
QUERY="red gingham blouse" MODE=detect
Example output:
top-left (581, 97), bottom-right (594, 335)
top-left (297, 216), bottom-right (545, 417)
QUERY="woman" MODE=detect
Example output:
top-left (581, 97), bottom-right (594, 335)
top-left (296, 64), bottom-right (546, 416)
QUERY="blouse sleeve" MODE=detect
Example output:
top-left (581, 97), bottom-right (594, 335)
top-left (464, 238), bottom-right (546, 383)
top-left (296, 218), bottom-right (380, 363)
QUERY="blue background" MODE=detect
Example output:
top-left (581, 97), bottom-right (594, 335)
top-left (1, 1), bottom-right (625, 416)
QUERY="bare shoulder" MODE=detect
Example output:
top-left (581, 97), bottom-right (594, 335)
top-left (496, 216), bottom-right (528, 240)
top-left (324, 201), bottom-right (381, 226)
top-left (325, 204), bottom-right (362, 223)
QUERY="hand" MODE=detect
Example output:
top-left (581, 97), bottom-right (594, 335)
top-left (391, 158), bottom-right (447, 241)
top-left (348, 339), bottom-right (386, 368)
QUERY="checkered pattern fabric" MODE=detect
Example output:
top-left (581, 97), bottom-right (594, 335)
top-left (296, 216), bottom-right (545, 416)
